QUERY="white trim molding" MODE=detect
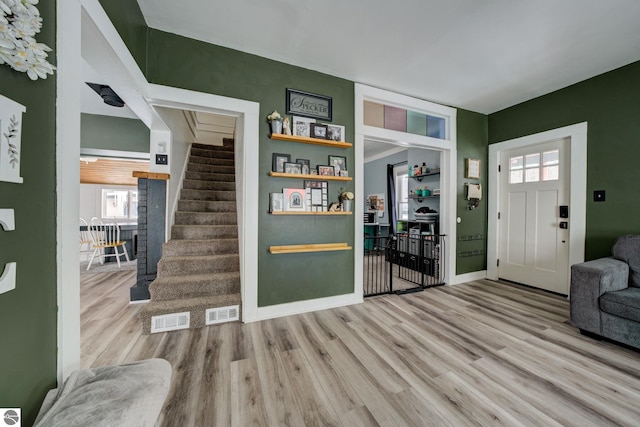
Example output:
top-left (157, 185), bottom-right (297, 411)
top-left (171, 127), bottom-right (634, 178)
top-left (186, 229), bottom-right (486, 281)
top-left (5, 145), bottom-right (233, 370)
top-left (452, 270), bottom-right (488, 285)
top-left (486, 122), bottom-right (588, 281)
top-left (256, 293), bottom-right (360, 322)
top-left (355, 83), bottom-right (458, 289)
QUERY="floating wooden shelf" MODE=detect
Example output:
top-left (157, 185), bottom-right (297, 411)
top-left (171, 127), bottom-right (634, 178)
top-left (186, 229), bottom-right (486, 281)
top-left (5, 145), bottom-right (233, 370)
top-left (269, 171), bottom-right (352, 181)
top-left (270, 133), bottom-right (352, 148)
top-left (269, 242), bottom-right (352, 254)
top-left (271, 211), bottom-right (352, 216)
top-left (411, 171), bottom-right (440, 182)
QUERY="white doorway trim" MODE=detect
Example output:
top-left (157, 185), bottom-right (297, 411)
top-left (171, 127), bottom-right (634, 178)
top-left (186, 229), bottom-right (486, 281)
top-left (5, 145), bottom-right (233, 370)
top-left (57, 0), bottom-right (260, 381)
top-left (355, 84), bottom-right (458, 296)
top-left (487, 122), bottom-right (587, 281)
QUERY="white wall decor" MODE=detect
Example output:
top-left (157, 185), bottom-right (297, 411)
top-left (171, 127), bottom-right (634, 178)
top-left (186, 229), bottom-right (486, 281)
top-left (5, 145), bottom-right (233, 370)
top-left (0, 208), bottom-right (16, 294)
top-left (0, 0), bottom-right (56, 80)
top-left (0, 94), bottom-right (25, 183)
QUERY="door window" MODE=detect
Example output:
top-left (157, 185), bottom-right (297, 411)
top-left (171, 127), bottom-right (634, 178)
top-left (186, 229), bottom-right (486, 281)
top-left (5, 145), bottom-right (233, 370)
top-left (509, 149), bottom-right (559, 184)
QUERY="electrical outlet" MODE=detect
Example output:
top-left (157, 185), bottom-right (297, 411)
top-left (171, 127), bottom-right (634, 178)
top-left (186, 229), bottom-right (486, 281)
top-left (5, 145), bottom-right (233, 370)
top-left (155, 154), bottom-right (168, 165)
top-left (594, 190), bottom-right (606, 202)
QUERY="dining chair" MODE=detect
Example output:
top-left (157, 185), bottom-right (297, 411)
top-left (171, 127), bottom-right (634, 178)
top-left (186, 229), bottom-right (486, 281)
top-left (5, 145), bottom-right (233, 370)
top-left (87, 221), bottom-right (130, 270)
top-left (79, 218), bottom-right (93, 262)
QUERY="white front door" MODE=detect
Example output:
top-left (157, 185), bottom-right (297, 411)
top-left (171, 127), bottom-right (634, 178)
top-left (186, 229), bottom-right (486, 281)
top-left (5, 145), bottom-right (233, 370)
top-left (498, 138), bottom-right (570, 294)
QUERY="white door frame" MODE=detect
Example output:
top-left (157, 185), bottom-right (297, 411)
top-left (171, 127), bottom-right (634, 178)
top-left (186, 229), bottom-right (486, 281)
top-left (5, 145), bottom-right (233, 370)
top-left (354, 84), bottom-right (458, 296)
top-left (57, 0), bottom-right (260, 381)
top-left (487, 122), bottom-right (588, 282)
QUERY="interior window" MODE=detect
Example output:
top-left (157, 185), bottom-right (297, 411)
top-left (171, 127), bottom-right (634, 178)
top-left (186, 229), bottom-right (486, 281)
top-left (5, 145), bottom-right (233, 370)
top-left (102, 189), bottom-right (138, 220)
top-left (394, 165), bottom-right (409, 220)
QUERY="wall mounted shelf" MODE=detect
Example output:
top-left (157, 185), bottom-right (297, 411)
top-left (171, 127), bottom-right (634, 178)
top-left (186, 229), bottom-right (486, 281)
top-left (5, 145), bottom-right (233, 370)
top-left (271, 211), bottom-right (352, 216)
top-left (411, 170), bottom-right (440, 182)
top-left (269, 242), bottom-right (352, 254)
top-left (269, 171), bottom-right (352, 181)
top-left (409, 195), bottom-right (440, 202)
top-left (270, 133), bottom-right (352, 149)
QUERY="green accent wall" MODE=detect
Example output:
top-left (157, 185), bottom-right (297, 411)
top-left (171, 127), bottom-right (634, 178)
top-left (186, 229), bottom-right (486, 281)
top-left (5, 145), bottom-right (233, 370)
top-left (98, 0), bottom-right (148, 75)
top-left (0, 1), bottom-right (57, 424)
top-left (81, 113), bottom-right (150, 153)
top-left (489, 60), bottom-right (640, 260)
top-left (146, 30), bottom-right (355, 306)
top-left (456, 109), bottom-right (489, 274)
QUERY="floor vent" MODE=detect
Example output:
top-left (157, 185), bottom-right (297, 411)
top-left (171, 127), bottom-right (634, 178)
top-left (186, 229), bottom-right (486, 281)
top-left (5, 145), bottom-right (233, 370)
top-left (206, 305), bottom-right (240, 325)
top-left (151, 312), bottom-right (190, 333)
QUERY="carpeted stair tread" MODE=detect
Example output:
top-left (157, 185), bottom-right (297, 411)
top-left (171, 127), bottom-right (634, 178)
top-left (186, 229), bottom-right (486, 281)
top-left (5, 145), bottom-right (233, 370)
top-left (180, 189), bottom-right (236, 201)
top-left (140, 293), bottom-right (242, 331)
top-left (190, 148), bottom-right (234, 159)
top-left (187, 162), bottom-right (236, 175)
top-left (150, 272), bottom-right (240, 300)
top-left (194, 142), bottom-right (234, 151)
top-left (171, 225), bottom-right (238, 240)
top-left (158, 254), bottom-right (240, 276)
top-left (185, 170), bottom-right (235, 182)
top-left (174, 211), bottom-right (237, 226)
top-left (162, 238), bottom-right (238, 256)
top-left (177, 200), bottom-right (236, 213)
top-left (182, 179), bottom-right (236, 191)
top-left (189, 155), bottom-right (234, 167)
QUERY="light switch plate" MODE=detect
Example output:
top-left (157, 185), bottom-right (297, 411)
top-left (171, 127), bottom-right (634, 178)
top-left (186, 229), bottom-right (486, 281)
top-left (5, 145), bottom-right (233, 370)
top-left (156, 154), bottom-right (168, 165)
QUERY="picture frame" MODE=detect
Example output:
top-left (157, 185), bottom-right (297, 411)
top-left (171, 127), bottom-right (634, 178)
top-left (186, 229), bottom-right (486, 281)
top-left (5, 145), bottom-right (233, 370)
top-left (292, 116), bottom-right (316, 137)
top-left (304, 180), bottom-right (329, 212)
top-left (286, 88), bottom-right (333, 121)
top-left (328, 155), bottom-right (347, 175)
top-left (465, 158), bottom-right (481, 179)
top-left (296, 159), bottom-right (310, 175)
top-left (317, 165), bottom-right (335, 176)
top-left (284, 162), bottom-right (302, 174)
top-left (326, 124), bottom-right (345, 142)
top-left (309, 123), bottom-right (328, 139)
top-left (283, 188), bottom-right (307, 212)
top-left (339, 170), bottom-right (349, 177)
top-left (269, 193), bottom-right (283, 213)
top-left (272, 153), bottom-right (291, 173)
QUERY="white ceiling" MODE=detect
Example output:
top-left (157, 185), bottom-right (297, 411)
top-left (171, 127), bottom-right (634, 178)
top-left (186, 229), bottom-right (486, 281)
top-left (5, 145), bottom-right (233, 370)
top-left (137, 0), bottom-right (640, 114)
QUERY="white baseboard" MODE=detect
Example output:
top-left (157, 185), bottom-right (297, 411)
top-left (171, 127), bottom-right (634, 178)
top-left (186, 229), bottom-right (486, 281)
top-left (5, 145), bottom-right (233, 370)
top-left (452, 270), bottom-right (487, 285)
top-left (129, 299), bottom-right (150, 305)
top-left (254, 293), bottom-right (360, 322)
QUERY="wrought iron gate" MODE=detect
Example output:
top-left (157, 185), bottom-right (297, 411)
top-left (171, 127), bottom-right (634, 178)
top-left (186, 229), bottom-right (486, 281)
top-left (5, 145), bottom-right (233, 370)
top-left (364, 234), bottom-right (445, 297)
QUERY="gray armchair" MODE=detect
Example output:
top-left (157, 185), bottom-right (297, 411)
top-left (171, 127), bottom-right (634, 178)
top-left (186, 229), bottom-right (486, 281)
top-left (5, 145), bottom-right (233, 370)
top-left (570, 235), bottom-right (640, 349)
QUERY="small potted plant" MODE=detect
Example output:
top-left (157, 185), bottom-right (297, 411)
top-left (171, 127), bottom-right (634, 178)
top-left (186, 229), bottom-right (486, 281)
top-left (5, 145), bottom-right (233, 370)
top-left (340, 189), bottom-right (354, 212)
top-left (267, 110), bottom-right (283, 135)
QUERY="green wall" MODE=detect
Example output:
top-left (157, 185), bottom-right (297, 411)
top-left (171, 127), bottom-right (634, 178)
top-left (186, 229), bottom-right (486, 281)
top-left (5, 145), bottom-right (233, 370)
top-left (81, 113), bottom-right (150, 153)
top-left (456, 109), bottom-right (489, 274)
top-left (0, 1), bottom-right (57, 424)
top-left (146, 30), bottom-right (355, 306)
top-left (98, 0), bottom-right (148, 75)
top-left (489, 60), bottom-right (640, 260)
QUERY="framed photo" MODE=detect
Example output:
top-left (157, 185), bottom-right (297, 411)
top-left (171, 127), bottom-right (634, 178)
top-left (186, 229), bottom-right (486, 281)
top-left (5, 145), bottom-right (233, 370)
top-left (304, 180), bottom-right (328, 212)
top-left (286, 88), bottom-right (332, 121)
top-left (326, 124), bottom-right (345, 142)
top-left (284, 162), bottom-right (302, 174)
top-left (465, 158), bottom-right (481, 179)
top-left (339, 170), bottom-right (349, 177)
top-left (328, 155), bottom-right (347, 175)
top-left (296, 159), bottom-right (310, 175)
top-left (292, 116), bottom-right (315, 137)
top-left (269, 193), bottom-right (283, 212)
top-left (317, 165), bottom-right (335, 176)
top-left (283, 188), bottom-right (307, 212)
top-left (272, 153), bottom-right (291, 173)
top-left (309, 123), bottom-right (328, 139)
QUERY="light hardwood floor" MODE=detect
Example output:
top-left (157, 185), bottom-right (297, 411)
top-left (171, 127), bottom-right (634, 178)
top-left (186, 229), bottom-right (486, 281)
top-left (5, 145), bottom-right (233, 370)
top-left (81, 270), bottom-right (640, 426)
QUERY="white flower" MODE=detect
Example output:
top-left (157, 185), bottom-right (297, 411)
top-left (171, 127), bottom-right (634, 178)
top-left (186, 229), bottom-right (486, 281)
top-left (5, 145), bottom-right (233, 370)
top-left (267, 110), bottom-right (283, 121)
top-left (341, 191), bottom-right (354, 200)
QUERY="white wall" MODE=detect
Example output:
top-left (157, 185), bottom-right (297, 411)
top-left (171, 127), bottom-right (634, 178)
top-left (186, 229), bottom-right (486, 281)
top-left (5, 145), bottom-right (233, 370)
top-left (79, 183), bottom-right (138, 223)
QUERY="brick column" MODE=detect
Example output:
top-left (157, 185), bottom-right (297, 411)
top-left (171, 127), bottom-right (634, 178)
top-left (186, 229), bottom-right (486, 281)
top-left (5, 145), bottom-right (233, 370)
top-left (130, 172), bottom-right (169, 301)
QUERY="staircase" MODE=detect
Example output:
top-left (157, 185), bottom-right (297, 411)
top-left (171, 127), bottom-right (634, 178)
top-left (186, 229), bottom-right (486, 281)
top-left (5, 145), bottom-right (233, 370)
top-left (139, 141), bottom-right (241, 334)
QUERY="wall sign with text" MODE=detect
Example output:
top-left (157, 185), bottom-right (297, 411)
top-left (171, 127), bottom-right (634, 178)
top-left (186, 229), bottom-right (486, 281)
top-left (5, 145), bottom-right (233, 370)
top-left (286, 88), bottom-right (332, 121)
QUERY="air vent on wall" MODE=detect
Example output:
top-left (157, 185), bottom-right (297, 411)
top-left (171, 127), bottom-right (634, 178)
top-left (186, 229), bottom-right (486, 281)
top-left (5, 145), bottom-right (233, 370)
top-left (206, 305), bottom-right (239, 325)
top-left (151, 312), bottom-right (190, 333)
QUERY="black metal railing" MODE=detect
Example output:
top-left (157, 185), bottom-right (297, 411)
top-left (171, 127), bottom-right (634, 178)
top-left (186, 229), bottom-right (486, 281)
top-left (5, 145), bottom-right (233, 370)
top-left (364, 234), bottom-right (445, 297)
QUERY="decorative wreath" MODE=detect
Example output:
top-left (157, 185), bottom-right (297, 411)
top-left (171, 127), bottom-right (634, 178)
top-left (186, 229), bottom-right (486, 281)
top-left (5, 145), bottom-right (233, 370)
top-left (0, 0), bottom-right (55, 80)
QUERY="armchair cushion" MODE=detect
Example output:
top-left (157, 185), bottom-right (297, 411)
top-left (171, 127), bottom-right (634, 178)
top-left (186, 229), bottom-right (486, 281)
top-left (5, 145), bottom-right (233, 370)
top-left (611, 234), bottom-right (640, 288)
top-left (600, 287), bottom-right (640, 323)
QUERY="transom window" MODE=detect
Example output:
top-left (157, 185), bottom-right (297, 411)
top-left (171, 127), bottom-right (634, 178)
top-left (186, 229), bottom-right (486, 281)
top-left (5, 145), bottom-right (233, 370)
top-left (509, 149), bottom-right (559, 184)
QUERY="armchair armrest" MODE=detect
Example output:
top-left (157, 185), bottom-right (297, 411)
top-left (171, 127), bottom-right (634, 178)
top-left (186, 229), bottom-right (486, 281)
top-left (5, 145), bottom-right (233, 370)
top-left (570, 257), bottom-right (629, 334)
